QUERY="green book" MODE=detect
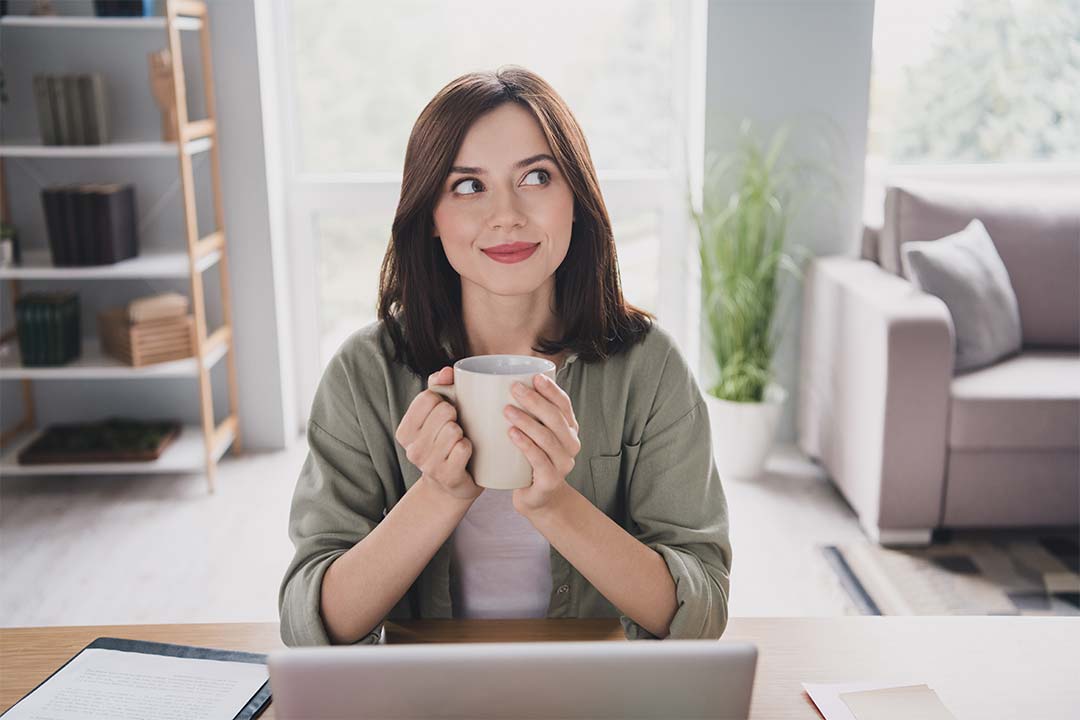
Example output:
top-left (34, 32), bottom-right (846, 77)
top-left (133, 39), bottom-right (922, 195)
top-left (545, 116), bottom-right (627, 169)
top-left (30, 300), bottom-right (41, 366)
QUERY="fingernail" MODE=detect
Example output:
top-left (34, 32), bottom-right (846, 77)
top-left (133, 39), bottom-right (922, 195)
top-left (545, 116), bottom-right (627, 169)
top-left (512, 383), bottom-right (526, 396)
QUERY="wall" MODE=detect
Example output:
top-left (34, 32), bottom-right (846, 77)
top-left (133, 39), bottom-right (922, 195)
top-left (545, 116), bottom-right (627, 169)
top-left (700, 0), bottom-right (876, 441)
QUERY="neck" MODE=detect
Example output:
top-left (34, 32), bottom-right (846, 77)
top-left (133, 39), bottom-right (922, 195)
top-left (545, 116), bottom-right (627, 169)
top-left (460, 276), bottom-right (562, 361)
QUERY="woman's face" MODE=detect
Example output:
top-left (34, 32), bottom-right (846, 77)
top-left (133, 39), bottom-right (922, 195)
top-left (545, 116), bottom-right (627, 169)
top-left (432, 102), bottom-right (575, 298)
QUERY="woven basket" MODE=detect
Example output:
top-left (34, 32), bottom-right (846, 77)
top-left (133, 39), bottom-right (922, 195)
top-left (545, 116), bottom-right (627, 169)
top-left (98, 307), bottom-right (195, 367)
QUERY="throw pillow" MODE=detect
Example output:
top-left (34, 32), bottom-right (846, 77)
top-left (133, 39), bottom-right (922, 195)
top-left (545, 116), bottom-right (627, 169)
top-left (900, 218), bottom-right (1022, 372)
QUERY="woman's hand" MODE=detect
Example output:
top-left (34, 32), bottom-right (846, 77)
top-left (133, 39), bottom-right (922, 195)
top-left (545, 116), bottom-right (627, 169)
top-left (505, 373), bottom-right (582, 516)
top-left (395, 367), bottom-right (483, 502)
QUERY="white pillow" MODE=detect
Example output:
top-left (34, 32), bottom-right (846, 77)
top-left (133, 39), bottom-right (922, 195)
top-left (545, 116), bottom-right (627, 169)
top-left (900, 218), bottom-right (1022, 372)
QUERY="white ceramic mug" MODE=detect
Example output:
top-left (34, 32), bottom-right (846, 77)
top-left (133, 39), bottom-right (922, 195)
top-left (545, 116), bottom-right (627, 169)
top-left (428, 355), bottom-right (556, 490)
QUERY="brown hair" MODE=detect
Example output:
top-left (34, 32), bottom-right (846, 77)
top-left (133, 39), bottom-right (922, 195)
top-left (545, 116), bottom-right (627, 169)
top-left (377, 65), bottom-right (654, 379)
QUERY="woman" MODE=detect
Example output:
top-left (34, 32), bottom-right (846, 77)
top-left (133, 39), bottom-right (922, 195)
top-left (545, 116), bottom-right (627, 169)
top-left (279, 66), bottom-right (731, 646)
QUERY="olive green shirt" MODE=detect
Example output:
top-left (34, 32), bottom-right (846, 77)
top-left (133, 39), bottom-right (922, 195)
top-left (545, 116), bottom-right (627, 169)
top-left (279, 318), bottom-right (732, 645)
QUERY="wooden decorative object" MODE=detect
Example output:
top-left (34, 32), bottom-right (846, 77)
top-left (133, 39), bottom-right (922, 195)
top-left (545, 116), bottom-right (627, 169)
top-left (98, 307), bottom-right (194, 367)
top-left (30, 0), bottom-right (57, 16)
top-left (148, 48), bottom-right (178, 142)
top-left (17, 419), bottom-right (181, 464)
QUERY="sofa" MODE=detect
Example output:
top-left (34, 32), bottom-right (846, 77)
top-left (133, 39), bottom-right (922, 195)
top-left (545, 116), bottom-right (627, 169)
top-left (797, 183), bottom-right (1080, 545)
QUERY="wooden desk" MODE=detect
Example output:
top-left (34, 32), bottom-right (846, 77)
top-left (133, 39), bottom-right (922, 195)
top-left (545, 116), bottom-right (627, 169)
top-left (2, 617), bottom-right (1077, 719)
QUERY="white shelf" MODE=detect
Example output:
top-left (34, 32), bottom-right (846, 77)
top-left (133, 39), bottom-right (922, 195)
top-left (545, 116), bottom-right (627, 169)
top-left (0, 139), bottom-right (212, 158)
top-left (0, 423), bottom-right (234, 476)
top-left (0, 336), bottom-right (228, 380)
top-left (0, 248), bottom-right (220, 279)
top-left (0, 16), bottom-right (201, 31)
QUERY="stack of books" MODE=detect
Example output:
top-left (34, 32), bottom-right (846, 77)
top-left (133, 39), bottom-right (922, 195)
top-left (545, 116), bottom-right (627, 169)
top-left (40, 184), bottom-right (138, 266)
top-left (98, 292), bottom-right (194, 367)
top-left (32, 73), bottom-right (109, 146)
top-left (14, 292), bottom-right (82, 367)
top-left (93, 0), bottom-right (158, 17)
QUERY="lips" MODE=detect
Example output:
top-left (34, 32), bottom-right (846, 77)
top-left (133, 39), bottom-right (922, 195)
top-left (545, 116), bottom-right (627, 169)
top-left (482, 242), bottom-right (539, 264)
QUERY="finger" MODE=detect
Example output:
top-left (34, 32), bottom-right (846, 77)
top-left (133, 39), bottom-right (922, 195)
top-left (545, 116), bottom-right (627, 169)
top-left (511, 382), bottom-right (580, 455)
top-left (506, 406), bottom-right (575, 476)
top-left (532, 374), bottom-right (578, 431)
top-left (429, 366), bottom-right (454, 386)
top-left (405, 401), bottom-right (457, 467)
top-left (447, 436), bottom-right (472, 469)
top-left (511, 381), bottom-right (571, 436)
top-left (396, 390), bottom-right (443, 446)
top-left (430, 421), bottom-right (464, 466)
top-left (416, 400), bottom-right (457, 453)
top-left (509, 426), bottom-right (557, 475)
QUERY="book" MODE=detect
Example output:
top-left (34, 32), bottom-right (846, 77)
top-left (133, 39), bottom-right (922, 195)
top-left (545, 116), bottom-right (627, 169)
top-left (14, 292), bottom-right (80, 367)
top-left (94, 183), bottom-right (138, 264)
top-left (58, 185), bottom-right (79, 266)
top-left (129, 292), bottom-right (189, 323)
top-left (41, 186), bottom-right (68, 265)
top-left (73, 185), bottom-right (99, 265)
top-left (47, 76), bottom-right (70, 146)
top-left (78, 73), bottom-right (109, 145)
top-left (32, 74), bottom-right (57, 145)
top-left (63, 75), bottom-right (85, 146)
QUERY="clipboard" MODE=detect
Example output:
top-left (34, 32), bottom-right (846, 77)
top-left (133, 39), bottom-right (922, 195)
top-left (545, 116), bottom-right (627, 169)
top-left (1, 636), bottom-right (271, 720)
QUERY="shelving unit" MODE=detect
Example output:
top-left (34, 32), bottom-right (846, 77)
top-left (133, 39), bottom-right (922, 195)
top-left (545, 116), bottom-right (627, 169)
top-left (0, 0), bottom-right (241, 491)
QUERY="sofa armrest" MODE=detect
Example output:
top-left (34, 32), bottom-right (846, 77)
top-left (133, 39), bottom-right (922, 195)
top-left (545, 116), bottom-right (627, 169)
top-left (798, 256), bottom-right (955, 536)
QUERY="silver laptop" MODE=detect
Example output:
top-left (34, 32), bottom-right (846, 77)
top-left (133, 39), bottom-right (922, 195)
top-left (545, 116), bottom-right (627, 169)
top-left (268, 639), bottom-right (757, 719)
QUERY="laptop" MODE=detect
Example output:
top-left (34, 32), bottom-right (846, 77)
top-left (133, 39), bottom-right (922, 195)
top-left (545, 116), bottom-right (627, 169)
top-left (268, 639), bottom-right (757, 719)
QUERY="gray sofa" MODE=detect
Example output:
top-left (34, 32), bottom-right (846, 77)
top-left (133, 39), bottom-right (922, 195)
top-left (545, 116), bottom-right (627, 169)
top-left (798, 183), bottom-right (1080, 545)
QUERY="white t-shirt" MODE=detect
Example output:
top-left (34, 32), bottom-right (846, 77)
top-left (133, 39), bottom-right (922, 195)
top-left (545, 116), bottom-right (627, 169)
top-left (449, 488), bottom-right (552, 619)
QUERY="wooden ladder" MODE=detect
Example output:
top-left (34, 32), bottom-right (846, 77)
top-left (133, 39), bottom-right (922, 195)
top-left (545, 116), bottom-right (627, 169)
top-left (166, 0), bottom-right (242, 492)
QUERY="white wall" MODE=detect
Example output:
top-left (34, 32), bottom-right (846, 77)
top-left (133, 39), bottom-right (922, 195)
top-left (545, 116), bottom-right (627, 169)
top-left (0, 0), bottom-right (295, 451)
top-left (700, 0), bottom-right (876, 441)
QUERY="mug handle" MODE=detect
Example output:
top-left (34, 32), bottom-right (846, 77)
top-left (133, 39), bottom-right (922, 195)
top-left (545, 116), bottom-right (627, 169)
top-left (428, 383), bottom-right (456, 404)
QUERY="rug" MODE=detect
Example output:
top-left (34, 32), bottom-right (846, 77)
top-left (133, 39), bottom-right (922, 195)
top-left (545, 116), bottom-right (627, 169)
top-left (822, 530), bottom-right (1080, 616)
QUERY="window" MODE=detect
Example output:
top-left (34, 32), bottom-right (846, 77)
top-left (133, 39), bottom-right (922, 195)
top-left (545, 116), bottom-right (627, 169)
top-left (274, 0), bottom-right (705, 425)
top-left (865, 0), bottom-right (1080, 221)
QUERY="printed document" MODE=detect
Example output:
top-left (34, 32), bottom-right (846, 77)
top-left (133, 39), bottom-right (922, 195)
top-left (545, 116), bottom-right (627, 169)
top-left (3, 647), bottom-right (267, 720)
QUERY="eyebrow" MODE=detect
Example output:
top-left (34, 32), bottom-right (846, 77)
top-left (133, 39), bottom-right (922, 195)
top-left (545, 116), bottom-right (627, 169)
top-left (449, 154), bottom-right (556, 175)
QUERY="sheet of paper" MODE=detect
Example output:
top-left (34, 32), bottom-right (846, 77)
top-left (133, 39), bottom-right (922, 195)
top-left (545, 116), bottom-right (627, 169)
top-left (803, 680), bottom-right (930, 720)
top-left (3, 647), bottom-right (267, 720)
top-left (840, 684), bottom-right (957, 720)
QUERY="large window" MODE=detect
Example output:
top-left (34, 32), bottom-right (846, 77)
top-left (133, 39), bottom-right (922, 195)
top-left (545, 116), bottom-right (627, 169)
top-left (865, 0), bottom-right (1080, 220)
top-left (275, 0), bottom-right (705, 424)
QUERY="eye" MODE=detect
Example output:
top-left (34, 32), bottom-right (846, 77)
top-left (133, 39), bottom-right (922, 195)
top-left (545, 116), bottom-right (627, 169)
top-left (452, 178), bottom-right (483, 195)
top-left (523, 168), bottom-right (551, 186)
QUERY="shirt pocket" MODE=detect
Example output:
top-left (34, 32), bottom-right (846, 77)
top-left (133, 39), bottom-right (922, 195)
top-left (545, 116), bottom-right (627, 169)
top-left (587, 442), bottom-right (641, 521)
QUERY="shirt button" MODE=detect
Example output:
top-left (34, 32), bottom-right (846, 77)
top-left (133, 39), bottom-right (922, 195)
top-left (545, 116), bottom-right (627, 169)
top-left (557, 584), bottom-right (570, 594)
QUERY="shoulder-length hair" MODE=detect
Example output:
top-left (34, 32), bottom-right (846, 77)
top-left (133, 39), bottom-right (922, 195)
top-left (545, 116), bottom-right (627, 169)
top-left (377, 65), bottom-right (654, 379)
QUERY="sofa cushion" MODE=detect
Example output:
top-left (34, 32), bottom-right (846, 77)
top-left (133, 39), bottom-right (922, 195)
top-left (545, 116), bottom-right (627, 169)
top-left (949, 351), bottom-right (1080, 450)
top-left (880, 184), bottom-right (1080, 348)
top-left (901, 219), bottom-right (1022, 372)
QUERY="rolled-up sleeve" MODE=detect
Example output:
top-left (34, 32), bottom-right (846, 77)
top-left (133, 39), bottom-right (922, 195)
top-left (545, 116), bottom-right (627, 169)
top-left (621, 358), bottom-right (732, 640)
top-left (278, 354), bottom-right (389, 647)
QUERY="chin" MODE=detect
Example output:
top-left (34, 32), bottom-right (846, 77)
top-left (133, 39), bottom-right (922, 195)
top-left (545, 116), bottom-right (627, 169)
top-left (468, 270), bottom-right (549, 298)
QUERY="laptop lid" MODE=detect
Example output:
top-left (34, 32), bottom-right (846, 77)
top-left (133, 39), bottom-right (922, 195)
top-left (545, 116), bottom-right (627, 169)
top-left (268, 639), bottom-right (757, 719)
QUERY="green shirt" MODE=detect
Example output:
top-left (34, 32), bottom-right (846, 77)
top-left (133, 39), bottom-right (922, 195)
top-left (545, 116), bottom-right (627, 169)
top-left (279, 318), bottom-right (732, 645)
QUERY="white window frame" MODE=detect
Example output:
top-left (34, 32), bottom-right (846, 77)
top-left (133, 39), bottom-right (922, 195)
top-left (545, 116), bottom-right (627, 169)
top-left (271, 0), bottom-right (708, 431)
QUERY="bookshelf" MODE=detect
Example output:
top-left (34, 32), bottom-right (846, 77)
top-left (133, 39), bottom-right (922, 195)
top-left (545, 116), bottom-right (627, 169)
top-left (0, 0), bottom-right (241, 492)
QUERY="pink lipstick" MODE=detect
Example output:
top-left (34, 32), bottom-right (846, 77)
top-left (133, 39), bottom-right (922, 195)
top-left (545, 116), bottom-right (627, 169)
top-left (482, 242), bottom-right (539, 264)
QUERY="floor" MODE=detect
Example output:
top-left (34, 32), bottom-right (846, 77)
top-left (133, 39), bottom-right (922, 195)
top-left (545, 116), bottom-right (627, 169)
top-left (0, 441), bottom-right (864, 628)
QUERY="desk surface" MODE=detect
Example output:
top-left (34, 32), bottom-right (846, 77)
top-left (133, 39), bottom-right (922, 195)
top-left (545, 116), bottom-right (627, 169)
top-left (2, 617), bottom-right (1077, 719)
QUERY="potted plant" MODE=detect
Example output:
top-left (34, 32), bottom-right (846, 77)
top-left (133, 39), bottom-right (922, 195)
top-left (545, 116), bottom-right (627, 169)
top-left (688, 120), bottom-right (809, 480)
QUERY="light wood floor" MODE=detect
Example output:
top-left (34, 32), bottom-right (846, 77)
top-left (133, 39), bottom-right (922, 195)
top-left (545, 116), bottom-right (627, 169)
top-left (0, 441), bottom-right (864, 628)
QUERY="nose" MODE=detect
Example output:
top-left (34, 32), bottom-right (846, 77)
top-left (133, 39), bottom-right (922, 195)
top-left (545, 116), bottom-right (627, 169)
top-left (488, 190), bottom-right (527, 232)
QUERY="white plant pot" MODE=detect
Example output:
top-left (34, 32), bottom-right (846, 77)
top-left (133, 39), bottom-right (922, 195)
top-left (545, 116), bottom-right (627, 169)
top-left (704, 383), bottom-right (787, 480)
